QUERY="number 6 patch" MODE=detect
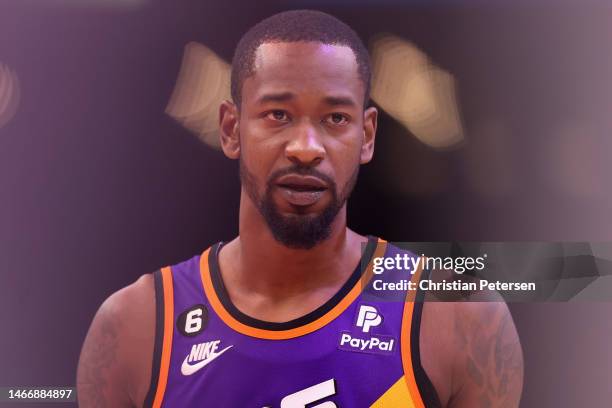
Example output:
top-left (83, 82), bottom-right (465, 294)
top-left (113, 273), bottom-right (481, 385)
top-left (177, 304), bottom-right (208, 337)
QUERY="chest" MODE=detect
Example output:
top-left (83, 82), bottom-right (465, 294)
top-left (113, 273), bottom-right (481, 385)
top-left (162, 301), bottom-right (409, 407)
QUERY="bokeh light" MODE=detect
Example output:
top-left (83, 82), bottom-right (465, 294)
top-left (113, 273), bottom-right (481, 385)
top-left (165, 42), bottom-right (231, 150)
top-left (370, 34), bottom-right (464, 150)
top-left (0, 63), bottom-right (20, 130)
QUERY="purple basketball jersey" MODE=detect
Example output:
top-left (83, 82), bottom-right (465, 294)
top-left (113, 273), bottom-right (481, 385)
top-left (143, 236), bottom-right (440, 407)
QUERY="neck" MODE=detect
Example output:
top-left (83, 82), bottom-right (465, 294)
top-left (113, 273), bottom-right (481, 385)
top-left (219, 191), bottom-right (367, 300)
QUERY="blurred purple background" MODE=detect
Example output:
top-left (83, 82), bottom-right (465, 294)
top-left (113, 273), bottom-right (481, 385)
top-left (1, 1), bottom-right (611, 406)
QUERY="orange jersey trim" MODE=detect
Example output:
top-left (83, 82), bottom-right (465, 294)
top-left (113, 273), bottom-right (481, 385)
top-left (400, 262), bottom-right (426, 408)
top-left (152, 266), bottom-right (174, 408)
top-left (199, 239), bottom-right (388, 340)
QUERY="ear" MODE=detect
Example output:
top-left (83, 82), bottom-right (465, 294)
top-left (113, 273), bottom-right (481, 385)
top-left (219, 100), bottom-right (240, 160)
top-left (360, 106), bottom-right (378, 164)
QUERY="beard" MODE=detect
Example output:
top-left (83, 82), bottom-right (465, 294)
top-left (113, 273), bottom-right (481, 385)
top-left (239, 159), bottom-right (359, 250)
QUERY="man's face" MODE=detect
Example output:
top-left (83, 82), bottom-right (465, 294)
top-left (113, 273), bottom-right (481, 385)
top-left (233, 41), bottom-right (376, 249)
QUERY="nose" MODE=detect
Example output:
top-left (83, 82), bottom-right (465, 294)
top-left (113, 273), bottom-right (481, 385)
top-left (285, 121), bottom-right (325, 167)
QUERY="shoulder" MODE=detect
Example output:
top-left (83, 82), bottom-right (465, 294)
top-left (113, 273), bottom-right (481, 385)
top-left (77, 273), bottom-right (157, 408)
top-left (98, 273), bottom-right (155, 317)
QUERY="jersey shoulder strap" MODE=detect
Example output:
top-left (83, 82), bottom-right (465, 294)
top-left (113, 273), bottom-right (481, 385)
top-left (144, 252), bottom-right (203, 408)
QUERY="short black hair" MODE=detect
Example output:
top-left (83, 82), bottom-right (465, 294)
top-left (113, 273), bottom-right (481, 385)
top-left (230, 10), bottom-right (371, 109)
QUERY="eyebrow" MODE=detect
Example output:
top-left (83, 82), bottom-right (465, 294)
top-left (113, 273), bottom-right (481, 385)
top-left (323, 95), bottom-right (358, 108)
top-left (256, 92), bottom-right (358, 108)
top-left (257, 92), bottom-right (295, 104)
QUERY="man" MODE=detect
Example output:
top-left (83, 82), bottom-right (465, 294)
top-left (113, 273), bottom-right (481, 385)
top-left (77, 10), bottom-right (523, 407)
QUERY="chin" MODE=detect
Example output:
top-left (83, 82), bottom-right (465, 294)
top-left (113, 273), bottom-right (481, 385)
top-left (279, 208), bottom-right (319, 219)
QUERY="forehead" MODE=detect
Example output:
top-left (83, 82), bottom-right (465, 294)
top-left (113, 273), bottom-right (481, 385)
top-left (243, 41), bottom-right (363, 105)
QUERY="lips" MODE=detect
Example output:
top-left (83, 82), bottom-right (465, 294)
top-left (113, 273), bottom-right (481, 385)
top-left (275, 174), bottom-right (328, 207)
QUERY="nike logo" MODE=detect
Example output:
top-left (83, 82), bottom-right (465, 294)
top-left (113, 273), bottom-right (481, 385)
top-left (181, 341), bottom-right (233, 376)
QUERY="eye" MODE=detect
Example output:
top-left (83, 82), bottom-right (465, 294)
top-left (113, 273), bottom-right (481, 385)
top-left (325, 113), bottom-right (349, 126)
top-left (265, 110), bottom-right (290, 122)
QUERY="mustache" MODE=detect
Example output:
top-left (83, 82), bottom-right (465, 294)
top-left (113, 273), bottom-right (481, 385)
top-left (267, 166), bottom-right (336, 190)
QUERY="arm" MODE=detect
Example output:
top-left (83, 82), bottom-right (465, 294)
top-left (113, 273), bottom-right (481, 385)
top-left (449, 299), bottom-right (524, 408)
top-left (77, 274), bottom-right (155, 408)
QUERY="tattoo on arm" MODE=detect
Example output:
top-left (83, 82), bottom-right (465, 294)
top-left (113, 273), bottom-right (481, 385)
top-left (77, 304), bottom-right (126, 408)
top-left (454, 303), bottom-right (524, 408)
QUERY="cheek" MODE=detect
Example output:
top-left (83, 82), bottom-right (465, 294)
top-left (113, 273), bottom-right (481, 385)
top-left (326, 137), bottom-right (363, 182)
top-left (240, 116), bottom-right (282, 150)
top-left (239, 123), bottom-right (283, 180)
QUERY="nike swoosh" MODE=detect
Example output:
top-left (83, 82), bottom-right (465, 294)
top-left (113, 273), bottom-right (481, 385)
top-left (181, 345), bottom-right (233, 376)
